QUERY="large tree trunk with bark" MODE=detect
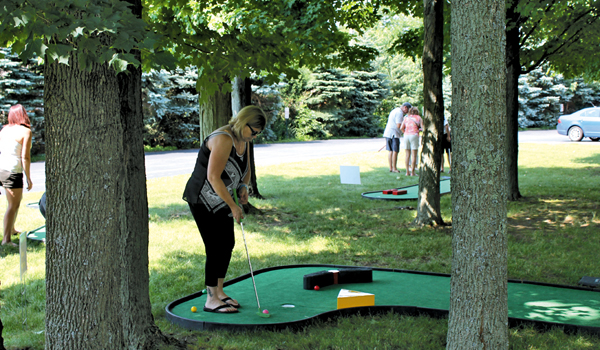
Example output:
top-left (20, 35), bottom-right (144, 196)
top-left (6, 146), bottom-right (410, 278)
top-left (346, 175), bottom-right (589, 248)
top-left (233, 77), bottom-right (264, 214)
top-left (505, 0), bottom-right (522, 201)
top-left (447, 0), bottom-right (508, 348)
top-left (416, 0), bottom-right (445, 226)
top-left (0, 315), bottom-right (5, 350)
top-left (44, 3), bottom-right (175, 349)
top-left (199, 84), bottom-right (232, 141)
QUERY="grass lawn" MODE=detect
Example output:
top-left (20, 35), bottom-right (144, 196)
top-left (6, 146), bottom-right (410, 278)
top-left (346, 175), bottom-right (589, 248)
top-left (1, 143), bottom-right (600, 349)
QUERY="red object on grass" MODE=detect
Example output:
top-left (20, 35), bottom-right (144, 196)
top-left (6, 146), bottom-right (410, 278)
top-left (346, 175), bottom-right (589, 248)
top-left (314, 285), bottom-right (320, 291)
top-left (392, 190), bottom-right (408, 195)
top-left (383, 189), bottom-right (408, 195)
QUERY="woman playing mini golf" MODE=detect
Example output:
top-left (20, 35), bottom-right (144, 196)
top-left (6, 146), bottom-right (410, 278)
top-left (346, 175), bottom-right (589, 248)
top-left (183, 105), bottom-right (267, 314)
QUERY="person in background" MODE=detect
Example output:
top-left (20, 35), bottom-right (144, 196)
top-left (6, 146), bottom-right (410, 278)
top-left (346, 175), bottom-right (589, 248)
top-left (0, 104), bottom-right (33, 246)
top-left (183, 105), bottom-right (267, 314)
top-left (39, 192), bottom-right (46, 219)
top-left (400, 107), bottom-right (423, 177)
top-left (441, 117), bottom-right (452, 173)
top-left (382, 102), bottom-right (411, 173)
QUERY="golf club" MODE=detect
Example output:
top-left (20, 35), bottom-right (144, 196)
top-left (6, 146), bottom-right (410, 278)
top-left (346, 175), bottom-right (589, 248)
top-left (234, 189), bottom-right (270, 318)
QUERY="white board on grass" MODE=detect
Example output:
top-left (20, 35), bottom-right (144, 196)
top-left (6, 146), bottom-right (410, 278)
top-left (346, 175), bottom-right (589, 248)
top-left (20, 231), bottom-right (27, 280)
top-left (340, 165), bottom-right (361, 185)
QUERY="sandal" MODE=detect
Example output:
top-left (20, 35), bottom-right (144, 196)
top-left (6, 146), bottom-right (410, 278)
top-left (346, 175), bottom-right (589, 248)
top-left (221, 297), bottom-right (240, 308)
top-left (203, 304), bottom-right (239, 314)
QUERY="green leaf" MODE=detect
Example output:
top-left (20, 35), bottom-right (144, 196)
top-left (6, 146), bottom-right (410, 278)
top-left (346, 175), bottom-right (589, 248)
top-left (109, 53), bottom-right (129, 73)
top-left (72, 27), bottom-right (85, 38)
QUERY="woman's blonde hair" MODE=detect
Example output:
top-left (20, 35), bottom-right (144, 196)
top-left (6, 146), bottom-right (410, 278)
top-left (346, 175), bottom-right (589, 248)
top-left (408, 107), bottom-right (420, 116)
top-left (229, 105), bottom-right (267, 138)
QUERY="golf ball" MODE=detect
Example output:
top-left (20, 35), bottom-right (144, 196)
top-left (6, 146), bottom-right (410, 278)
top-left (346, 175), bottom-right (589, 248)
top-left (314, 285), bottom-right (320, 291)
top-left (263, 309), bottom-right (269, 314)
top-left (191, 306), bottom-right (197, 312)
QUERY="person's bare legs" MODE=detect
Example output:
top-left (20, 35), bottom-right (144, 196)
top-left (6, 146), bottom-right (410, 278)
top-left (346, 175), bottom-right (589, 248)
top-left (447, 151), bottom-right (452, 173)
top-left (12, 205), bottom-right (20, 235)
top-left (216, 278), bottom-right (240, 307)
top-left (405, 149), bottom-right (411, 176)
top-left (2, 187), bottom-right (22, 246)
top-left (205, 280), bottom-right (237, 313)
top-left (410, 149), bottom-right (418, 176)
top-left (389, 151), bottom-right (399, 172)
top-left (441, 152), bottom-right (445, 172)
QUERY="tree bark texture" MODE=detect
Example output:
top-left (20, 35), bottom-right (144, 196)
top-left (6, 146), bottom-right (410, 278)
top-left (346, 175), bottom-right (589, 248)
top-left (198, 85), bottom-right (232, 141)
top-left (0, 315), bottom-right (5, 350)
top-left (505, 0), bottom-right (522, 201)
top-left (416, 0), bottom-right (445, 226)
top-left (448, 0), bottom-right (508, 348)
top-left (44, 4), bottom-right (169, 347)
top-left (233, 77), bottom-right (264, 206)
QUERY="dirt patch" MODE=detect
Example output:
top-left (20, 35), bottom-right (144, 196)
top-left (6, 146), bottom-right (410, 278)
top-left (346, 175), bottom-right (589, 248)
top-left (508, 196), bottom-right (600, 242)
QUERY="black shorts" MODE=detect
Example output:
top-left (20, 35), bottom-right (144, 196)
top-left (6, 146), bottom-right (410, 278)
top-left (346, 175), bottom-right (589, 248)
top-left (386, 137), bottom-right (400, 152)
top-left (442, 136), bottom-right (452, 152)
top-left (0, 170), bottom-right (23, 189)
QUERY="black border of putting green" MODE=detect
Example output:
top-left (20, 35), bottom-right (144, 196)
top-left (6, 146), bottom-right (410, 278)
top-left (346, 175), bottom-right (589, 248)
top-left (361, 178), bottom-right (451, 201)
top-left (165, 264), bottom-right (600, 334)
top-left (26, 225), bottom-right (45, 242)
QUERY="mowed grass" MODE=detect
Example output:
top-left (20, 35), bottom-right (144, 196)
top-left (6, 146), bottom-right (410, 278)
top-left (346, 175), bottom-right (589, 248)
top-left (1, 143), bottom-right (599, 349)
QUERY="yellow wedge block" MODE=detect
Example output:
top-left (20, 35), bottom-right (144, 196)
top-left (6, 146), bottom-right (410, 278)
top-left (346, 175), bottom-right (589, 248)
top-left (337, 289), bottom-right (375, 309)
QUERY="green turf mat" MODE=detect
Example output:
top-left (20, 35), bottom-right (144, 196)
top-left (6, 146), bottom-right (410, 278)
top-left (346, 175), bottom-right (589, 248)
top-left (26, 225), bottom-right (46, 242)
top-left (166, 265), bottom-right (600, 332)
top-left (362, 177), bottom-right (451, 201)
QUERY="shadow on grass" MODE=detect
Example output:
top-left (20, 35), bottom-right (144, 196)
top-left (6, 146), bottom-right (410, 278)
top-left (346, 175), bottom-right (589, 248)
top-left (572, 152), bottom-right (600, 165)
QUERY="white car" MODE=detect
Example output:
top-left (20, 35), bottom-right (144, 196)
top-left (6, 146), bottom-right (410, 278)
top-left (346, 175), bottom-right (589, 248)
top-left (557, 107), bottom-right (600, 142)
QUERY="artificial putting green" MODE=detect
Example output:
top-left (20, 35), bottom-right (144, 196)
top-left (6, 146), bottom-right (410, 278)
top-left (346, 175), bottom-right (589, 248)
top-left (26, 225), bottom-right (46, 242)
top-left (361, 177), bottom-right (451, 201)
top-left (166, 265), bottom-right (600, 332)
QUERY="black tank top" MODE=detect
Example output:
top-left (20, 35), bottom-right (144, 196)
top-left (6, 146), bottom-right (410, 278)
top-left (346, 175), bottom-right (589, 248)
top-left (182, 130), bottom-right (249, 213)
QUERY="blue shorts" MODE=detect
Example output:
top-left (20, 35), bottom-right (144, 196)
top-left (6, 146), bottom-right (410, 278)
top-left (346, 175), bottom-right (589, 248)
top-left (386, 137), bottom-right (400, 152)
top-left (0, 170), bottom-right (23, 189)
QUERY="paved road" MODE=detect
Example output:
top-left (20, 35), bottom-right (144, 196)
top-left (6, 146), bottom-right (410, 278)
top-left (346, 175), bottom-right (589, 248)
top-left (22, 129), bottom-right (598, 194)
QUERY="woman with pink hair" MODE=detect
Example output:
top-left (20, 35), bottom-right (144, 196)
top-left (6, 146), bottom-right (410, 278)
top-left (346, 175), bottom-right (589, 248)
top-left (0, 104), bottom-right (33, 246)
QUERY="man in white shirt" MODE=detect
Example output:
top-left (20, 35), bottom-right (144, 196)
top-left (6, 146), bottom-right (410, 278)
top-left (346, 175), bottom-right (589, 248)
top-left (383, 102), bottom-right (411, 172)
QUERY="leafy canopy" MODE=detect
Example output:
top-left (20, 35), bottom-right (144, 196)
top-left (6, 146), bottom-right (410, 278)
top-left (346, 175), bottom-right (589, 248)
top-left (1, 0), bottom-right (389, 100)
top-left (0, 0), bottom-right (164, 72)
top-left (384, 0), bottom-right (600, 80)
top-left (144, 0), bottom-right (385, 100)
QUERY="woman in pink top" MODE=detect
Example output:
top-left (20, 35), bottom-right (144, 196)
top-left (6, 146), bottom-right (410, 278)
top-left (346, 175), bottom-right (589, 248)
top-left (400, 107), bottom-right (422, 176)
top-left (0, 105), bottom-right (32, 246)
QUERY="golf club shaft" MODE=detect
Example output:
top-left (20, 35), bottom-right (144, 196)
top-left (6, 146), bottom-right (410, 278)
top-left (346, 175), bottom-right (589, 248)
top-left (240, 222), bottom-right (261, 310)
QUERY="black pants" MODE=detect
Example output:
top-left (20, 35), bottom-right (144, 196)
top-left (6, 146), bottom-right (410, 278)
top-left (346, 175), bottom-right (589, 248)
top-left (188, 202), bottom-right (235, 287)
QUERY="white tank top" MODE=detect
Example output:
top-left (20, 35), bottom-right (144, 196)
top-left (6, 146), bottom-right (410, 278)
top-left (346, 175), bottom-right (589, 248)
top-left (0, 137), bottom-right (23, 173)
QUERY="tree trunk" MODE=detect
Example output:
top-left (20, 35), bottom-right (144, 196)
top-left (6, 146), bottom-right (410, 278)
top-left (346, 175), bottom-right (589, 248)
top-left (199, 84), bottom-right (232, 141)
top-left (416, 0), bottom-right (445, 226)
top-left (233, 77), bottom-right (264, 209)
top-left (505, 0), bottom-right (522, 201)
top-left (447, 0), bottom-right (508, 348)
top-left (44, 3), bottom-right (175, 349)
top-left (0, 315), bottom-right (5, 350)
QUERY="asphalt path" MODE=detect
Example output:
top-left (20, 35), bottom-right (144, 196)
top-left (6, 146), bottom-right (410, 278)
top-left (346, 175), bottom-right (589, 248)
top-left (21, 129), bottom-right (598, 194)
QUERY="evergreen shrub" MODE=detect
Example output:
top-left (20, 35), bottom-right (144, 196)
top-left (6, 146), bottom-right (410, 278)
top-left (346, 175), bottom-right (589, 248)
top-left (0, 48), bottom-right (45, 155)
top-left (142, 68), bottom-right (200, 149)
